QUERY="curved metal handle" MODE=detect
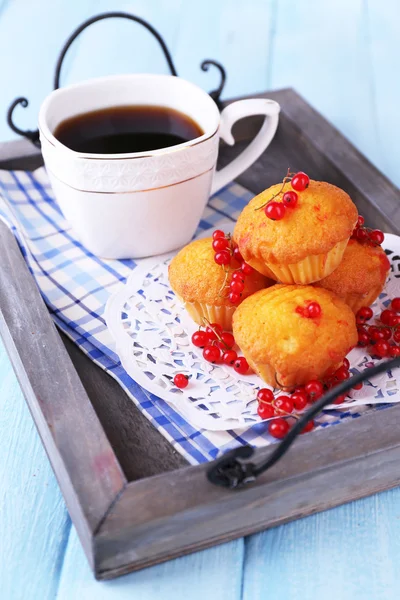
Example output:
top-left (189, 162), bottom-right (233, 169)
top-left (207, 355), bottom-right (400, 489)
top-left (7, 11), bottom-right (227, 144)
top-left (53, 11), bottom-right (178, 89)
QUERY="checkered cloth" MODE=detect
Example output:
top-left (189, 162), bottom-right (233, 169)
top-left (0, 168), bottom-right (379, 464)
top-left (0, 167), bottom-right (264, 464)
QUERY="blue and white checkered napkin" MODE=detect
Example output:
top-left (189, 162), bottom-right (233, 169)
top-left (0, 167), bottom-right (262, 464)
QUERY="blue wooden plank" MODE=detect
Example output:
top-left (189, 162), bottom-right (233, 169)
top-left (0, 336), bottom-right (71, 600)
top-left (242, 489), bottom-right (400, 600)
top-left (363, 0), bottom-right (400, 187)
top-left (270, 0), bottom-right (382, 173)
top-left (173, 0), bottom-right (274, 98)
top-left (56, 526), bottom-right (244, 600)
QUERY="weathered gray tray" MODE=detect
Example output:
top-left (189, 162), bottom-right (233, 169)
top-left (1, 89), bottom-right (399, 580)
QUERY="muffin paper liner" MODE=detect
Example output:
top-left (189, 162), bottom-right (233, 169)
top-left (250, 238), bottom-right (349, 284)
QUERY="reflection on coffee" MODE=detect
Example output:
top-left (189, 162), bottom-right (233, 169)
top-left (53, 105), bottom-right (204, 154)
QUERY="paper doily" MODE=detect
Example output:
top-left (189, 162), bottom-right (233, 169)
top-left (105, 229), bottom-right (400, 431)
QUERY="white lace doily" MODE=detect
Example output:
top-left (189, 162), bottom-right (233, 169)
top-left (105, 229), bottom-right (400, 431)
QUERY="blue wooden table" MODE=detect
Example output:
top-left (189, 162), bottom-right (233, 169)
top-left (1, 1), bottom-right (400, 598)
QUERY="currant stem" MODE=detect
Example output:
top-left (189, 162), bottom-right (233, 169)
top-left (255, 168), bottom-right (292, 211)
top-left (201, 317), bottom-right (230, 349)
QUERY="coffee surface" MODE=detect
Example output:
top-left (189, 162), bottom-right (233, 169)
top-left (54, 105), bottom-right (204, 154)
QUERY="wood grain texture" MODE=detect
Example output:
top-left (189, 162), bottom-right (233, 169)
top-left (58, 525), bottom-right (244, 600)
top-left (0, 335), bottom-right (71, 600)
top-left (93, 402), bottom-right (400, 578)
top-left (1, 0), bottom-right (400, 597)
top-left (0, 221), bottom-right (126, 568)
top-left (242, 489), bottom-right (400, 600)
top-left (61, 335), bottom-right (187, 481)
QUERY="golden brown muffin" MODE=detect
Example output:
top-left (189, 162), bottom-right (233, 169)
top-left (316, 239), bottom-right (390, 313)
top-left (233, 285), bottom-right (357, 388)
top-left (169, 237), bottom-right (269, 330)
top-left (233, 180), bottom-right (358, 284)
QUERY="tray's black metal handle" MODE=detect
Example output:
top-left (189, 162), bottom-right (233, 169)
top-left (7, 11), bottom-right (227, 146)
top-left (207, 355), bottom-right (400, 489)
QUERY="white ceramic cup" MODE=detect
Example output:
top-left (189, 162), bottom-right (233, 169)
top-left (39, 74), bottom-right (280, 258)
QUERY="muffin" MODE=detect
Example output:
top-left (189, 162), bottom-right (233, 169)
top-left (233, 180), bottom-right (358, 284)
top-left (316, 239), bottom-right (390, 313)
top-left (233, 285), bottom-right (357, 388)
top-left (169, 237), bottom-right (269, 330)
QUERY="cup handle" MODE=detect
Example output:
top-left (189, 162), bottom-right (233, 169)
top-left (211, 98), bottom-right (280, 196)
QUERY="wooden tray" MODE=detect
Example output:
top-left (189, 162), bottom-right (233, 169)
top-left (1, 89), bottom-right (399, 580)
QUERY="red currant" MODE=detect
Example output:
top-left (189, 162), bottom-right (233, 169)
top-left (334, 366), bottom-right (350, 381)
top-left (380, 309), bottom-right (396, 325)
top-left (265, 201), bottom-right (286, 221)
top-left (373, 340), bottom-right (390, 358)
top-left (222, 350), bottom-right (238, 365)
top-left (233, 247), bottom-right (243, 263)
top-left (206, 324), bottom-right (223, 338)
top-left (394, 330), bottom-right (400, 343)
top-left (355, 228), bottom-right (368, 242)
top-left (301, 420), bottom-right (315, 434)
top-left (282, 190), bottom-right (298, 208)
top-left (389, 346), bottom-right (400, 357)
top-left (342, 358), bottom-right (350, 370)
top-left (214, 251), bottom-right (231, 266)
top-left (368, 326), bottom-right (385, 342)
top-left (268, 418), bottom-right (290, 439)
top-left (352, 382), bottom-right (363, 390)
top-left (292, 392), bottom-right (308, 411)
top-left (334, 393), bottom-right (347, 405)
top-left (231, 271), bottom-right (244, 282)
top-left (291, 171), bottom-right (310, 191)
top-left (369, 229), bottom-right (384, 245)
top-left (191, 330), bottom-right (208, 348)
top-left (274, 396), bottom-right (294, 414)
top-left (212, 229), bottom-right (225, 240)
top-left (356, 306), bottom-right (373, 323)
top-left (358, 332), bottom-right (369, 347)
top-left (241, 262), bottom-right (253, 276)
top-left (391, 298), bottom-right (400, 312)
top-left (173, 373), bottom-right (189, 389)
top-left (257, 403), bottom-right (275, 419)
top-left (229, 292), bottom-right (241, 304)
top-left (357, 215), bottom-right (365, 227)
top-left (233, 357), bottom-right (249, 375)
top-left (257, 388), bottom-right (274, 403)
top-left (220, 332), bottom-right (235, 348)
top-left (381, 327), bottom-right (392, 341)
top-left (305, 380), bottom-right (324, 400)
top-left (230, 279), bottom-right (244, 294)
top-left (212, 237), bottom-right (229, 252)
top-left (391, 316), bottom-right (400, 327)
top-left (203, 345), bottom-right (221, 363)
top-left (306, 301), bottom-right (321, 318)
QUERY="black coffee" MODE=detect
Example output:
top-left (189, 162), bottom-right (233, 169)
top-left (54, 105), bottom-right (204, 154)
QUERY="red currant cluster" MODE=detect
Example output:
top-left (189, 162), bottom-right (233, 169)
top-left (356, 298), bottom-right (400, 358)
top-left (212, 230), bottom-right (254, 305)
top-left (258, 170), bottom-right (310, 221)
top-left (191, 322), bottom-right (249, 374)
top-left (256, 385), bottom-right (316, 439)
top-left (351, 215), bottom-right (384, 246)
top-left (256, 358), bottom-right (360, 438)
